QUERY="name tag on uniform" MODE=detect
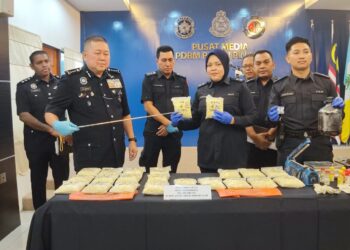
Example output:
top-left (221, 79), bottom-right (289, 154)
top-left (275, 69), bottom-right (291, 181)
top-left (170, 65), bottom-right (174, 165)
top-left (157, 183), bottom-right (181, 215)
top-left (107, 79), bottom-right (122, 89)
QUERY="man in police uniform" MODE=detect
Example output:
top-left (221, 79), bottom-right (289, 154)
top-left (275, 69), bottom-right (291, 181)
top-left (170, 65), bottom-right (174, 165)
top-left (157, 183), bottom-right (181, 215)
top-left (16, 50), bottom-right (70, 209)
top-left (139, 45), bottom-right (189, 173)
top-left (241, 54), bottom-right (256, 81)
top-left (246, 50), bottom-right (277, 167)
top-left (45, 36), bottom-right (138, 171)
top-left (268, 36), bottom-right (344, 165)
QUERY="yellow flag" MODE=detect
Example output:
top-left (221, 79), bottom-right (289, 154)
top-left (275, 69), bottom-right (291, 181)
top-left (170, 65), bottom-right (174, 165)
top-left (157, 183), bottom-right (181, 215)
top-left (341, 99), bottom-right (350, 143)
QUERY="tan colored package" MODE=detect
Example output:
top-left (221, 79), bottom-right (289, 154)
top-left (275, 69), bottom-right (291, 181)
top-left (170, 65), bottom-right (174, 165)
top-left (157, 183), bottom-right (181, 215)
top-left (81, 183), bottom-right (112, 194)
top-left (171, 97), bottom-right (192, 119)
top-left (55, 182), bottom-right (86, 194)
top-left (197, 177), bottom-right (226, 190)
top-left (205, 95), bottom-right (224, 119)
top-left (109, 183), bottom-right (139, 193)
top-left (173, 178), bottom-right (197, 185)
top-left (223, 178), bottom-right (251, 189)
top-left (247, 177), bottom-right (278, 189)
top-left (273, 176), bottom-right (305, 188)
top-left (218, 169), bottom-right (241, 179)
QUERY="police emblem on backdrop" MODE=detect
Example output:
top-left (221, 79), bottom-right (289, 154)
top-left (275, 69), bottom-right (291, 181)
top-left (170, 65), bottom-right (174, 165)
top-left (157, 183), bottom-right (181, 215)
top-left (175, 16), bottom-right (195, 39)
top-left (209, 10), bottom-right (232, 37)
top-left (80, 77), bottom-right (88, 85)
top-left (243, 16), bottom-right (266, 39)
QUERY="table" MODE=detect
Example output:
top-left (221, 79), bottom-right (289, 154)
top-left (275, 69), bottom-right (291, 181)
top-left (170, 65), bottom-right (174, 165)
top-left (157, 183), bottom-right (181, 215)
top-left (26, 174), bottom-right (350, 250)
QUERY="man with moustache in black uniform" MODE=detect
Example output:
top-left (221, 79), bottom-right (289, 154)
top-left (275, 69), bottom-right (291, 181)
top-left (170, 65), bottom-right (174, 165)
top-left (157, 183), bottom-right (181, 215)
top-left (139, 45), bottom-right (188, 173)
top-left (16, 50), bottom-right (70, 209)
top-left (246, 50), bottom-right (277, 167)
top-left (45, 36), bottom-right (138, 171)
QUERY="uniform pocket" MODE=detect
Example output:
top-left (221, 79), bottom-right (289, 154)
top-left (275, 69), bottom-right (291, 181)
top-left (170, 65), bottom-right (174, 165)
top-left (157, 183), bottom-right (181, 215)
top-left (311, 93), bottom-right (326, 110)
top-left (281, 95), bottom-right (296, 115)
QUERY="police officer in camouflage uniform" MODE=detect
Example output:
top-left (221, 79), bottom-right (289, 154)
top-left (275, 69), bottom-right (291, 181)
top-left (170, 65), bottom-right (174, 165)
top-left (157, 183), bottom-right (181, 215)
top-left (139, 45), bottom-right (189, 173)
top-left (45, 36), bottom-right (138, 171)
top-left (268, 36), bottom-right (344, 165)
top-left (16, 50), bottom-right (69, 209)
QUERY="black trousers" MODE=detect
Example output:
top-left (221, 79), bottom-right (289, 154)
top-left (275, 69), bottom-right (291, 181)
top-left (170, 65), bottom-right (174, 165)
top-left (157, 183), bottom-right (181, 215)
top-left (26, 151), bottom-right (69, 209)
top-left (247, 143), bottom-right (277, 168)
top-left (277, 136), bottom-right (333, 166)
top-left (139, 134), bottom-right (181, 173)
top-left (199, 167), bottom-right (218, 173)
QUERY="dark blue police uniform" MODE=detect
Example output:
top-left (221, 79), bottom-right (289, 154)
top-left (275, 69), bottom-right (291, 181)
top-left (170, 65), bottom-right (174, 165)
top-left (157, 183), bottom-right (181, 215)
top-left (45, 66), bottom-right (130, 171)
top-left (269, 72), bottom-right (337, 165)
top-left (178, 78), bottom-right (256, 171)
top-left (246, 77), bottom-right (277, 167)
top-left (139, 70), bottom-right (189, 173)
top-left (16, 74), bottom-right (69, 209)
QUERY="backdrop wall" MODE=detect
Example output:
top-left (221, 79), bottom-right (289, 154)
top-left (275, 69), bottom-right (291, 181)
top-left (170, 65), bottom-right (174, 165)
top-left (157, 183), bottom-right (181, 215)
top-left (80, 0), bottom-right (350, 146)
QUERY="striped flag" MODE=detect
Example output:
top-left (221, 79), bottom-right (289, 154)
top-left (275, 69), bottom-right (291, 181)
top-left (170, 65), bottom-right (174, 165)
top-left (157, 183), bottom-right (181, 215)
top-left (340, 23), bottom-right (350, 143)
top-left (328, 20), bottom-right (340, 95)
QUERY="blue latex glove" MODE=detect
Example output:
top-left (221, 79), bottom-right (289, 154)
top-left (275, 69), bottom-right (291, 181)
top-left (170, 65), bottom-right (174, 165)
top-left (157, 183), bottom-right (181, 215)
top-left (332, 97), bottom-right (344, 108)
top-left (170, 112), bottom-right (184, 127)
top-left (212, 110), bottom-right (233, 125)
top-left (268, 106), bottom-right (280, 122)
top-left (166, 124), bottom-right (179, 133)
top-left (52, 120), bottom-right (79, 136)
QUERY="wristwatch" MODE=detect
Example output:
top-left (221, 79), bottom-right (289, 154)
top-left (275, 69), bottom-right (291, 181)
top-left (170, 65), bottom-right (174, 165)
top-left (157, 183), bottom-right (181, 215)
top-left (128, 137), bottom-right (137, 142)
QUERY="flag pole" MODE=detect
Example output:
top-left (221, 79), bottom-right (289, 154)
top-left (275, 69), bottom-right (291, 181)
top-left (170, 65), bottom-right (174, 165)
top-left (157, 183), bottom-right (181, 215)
top-left (310, 19), bottom-right (317, 71)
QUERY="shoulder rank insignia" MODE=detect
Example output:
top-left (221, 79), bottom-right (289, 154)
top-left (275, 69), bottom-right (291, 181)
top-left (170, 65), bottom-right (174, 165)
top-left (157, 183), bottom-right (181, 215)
top-left (108, 68), bottom-right (121, 74)
top-left (145, 71), bottom-right (157, 77)
top-left (245, 78), bottom-right (256, 84)
top-left (314, 72), bottom-right (330, 79)
top-left (18, 76), bottom-right (32, 86)
top-left (174, 72), bottom-right (186, 79)
top-left (273, 75), bottom-right (288, 84)
top-left (65, 68), bottom-right (81, 75)
top-left (198, 82), bottom-right (208, 88)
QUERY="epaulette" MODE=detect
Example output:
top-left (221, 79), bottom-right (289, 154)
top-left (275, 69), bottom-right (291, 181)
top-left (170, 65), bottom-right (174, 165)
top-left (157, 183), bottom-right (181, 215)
top-left (17, 76), bottom-right (32, 86)
top-left (197, 82), bottom-right (208, 88)
top-left (53, 75), bottom-right (60, 80)
top-left (65, 68), bottom-right (81, 76)
top-left (314, 72), bottom-right (330, 79)
top-left (107, 68), bottom-right (121, 74)
top-left (174, 72), bottom-right (186, 79)
top-left (230, 77), bottom-right (243, 83)
top-left (273, 75), bottom-right (288, 84)
top-left (145, 71), bottom-right (157, 77)
top-left (245, 78), bottom-right (256, 84)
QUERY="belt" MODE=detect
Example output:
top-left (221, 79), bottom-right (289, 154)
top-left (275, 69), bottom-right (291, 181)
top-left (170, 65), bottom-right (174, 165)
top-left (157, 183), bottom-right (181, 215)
top-left (284, 130), bottom-right (321, 138)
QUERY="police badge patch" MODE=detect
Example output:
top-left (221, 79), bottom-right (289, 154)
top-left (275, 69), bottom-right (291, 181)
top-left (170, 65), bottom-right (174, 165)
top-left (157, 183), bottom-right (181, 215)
top-left (175, 16), bottom-right (195, 39)
top-left (243, 16), bottom-right (266, 39)
top-left (209, 10), bottom-right (232, 38)
top-left (80, 77), bottom-right (88, 85)
top-left (30, 83), bottom-right (38, 89)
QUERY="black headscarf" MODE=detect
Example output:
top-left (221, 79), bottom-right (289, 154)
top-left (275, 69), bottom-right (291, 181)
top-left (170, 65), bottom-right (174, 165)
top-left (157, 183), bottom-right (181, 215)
top-left (205, 49), bottom-right (230, 82)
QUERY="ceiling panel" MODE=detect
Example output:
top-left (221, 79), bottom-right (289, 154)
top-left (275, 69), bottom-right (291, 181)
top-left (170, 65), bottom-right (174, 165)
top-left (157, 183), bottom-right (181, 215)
top-left (65, 0), bottom-right (129, 11)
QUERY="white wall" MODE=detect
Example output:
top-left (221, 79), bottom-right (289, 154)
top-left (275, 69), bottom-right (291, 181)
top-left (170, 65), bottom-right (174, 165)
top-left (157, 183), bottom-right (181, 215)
top-left (9, 0), bottom-right (80, 52)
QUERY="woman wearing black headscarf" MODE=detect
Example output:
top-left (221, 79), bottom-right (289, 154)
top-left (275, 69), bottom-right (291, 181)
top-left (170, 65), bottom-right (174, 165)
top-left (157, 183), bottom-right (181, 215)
top-left (170, 49), bottom-right (256, 172)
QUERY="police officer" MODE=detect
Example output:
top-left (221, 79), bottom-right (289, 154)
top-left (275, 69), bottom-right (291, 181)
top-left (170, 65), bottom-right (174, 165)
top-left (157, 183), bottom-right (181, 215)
top-left (45, 36), bottom-right (138, 171)
top-left (171, 49), bottom-right (256, 172)
top-left (246, 50), bottom-right (277, 167)
top-left (268, 36), bottom-right (344, 165)
top-left (241, 54), bottom-right (256, 81)
top-left (139, 45), bottom-right (188, 173)
top-left (16, 50), bottom-right (70, 209)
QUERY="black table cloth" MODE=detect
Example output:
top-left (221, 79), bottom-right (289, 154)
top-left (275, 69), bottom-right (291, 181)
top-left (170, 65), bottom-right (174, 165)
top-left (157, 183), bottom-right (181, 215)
top-left (26, 173), bottom-right (350, 250)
